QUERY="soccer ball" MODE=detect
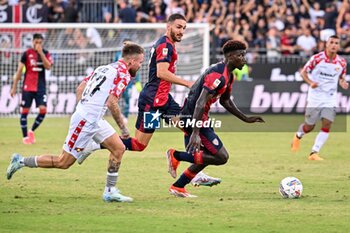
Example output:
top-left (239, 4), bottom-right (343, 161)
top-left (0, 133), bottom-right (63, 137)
top-left (279, 177), bottom-right (303, 199)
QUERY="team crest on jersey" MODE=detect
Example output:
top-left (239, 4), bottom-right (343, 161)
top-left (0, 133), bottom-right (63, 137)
top-left (117, 82), bottom-right (125, 91)
top-left (162, 48), bottom-right (168, 56)
top-left (212, 138), bottom-right (219, 146)
top-left (335, 67), bottom-right (340, 72)
top-left (212, 79), bottom-right (221, 89)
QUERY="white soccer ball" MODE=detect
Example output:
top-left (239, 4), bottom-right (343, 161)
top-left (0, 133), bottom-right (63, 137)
top-left (279, 177), bottom-right (303, 199)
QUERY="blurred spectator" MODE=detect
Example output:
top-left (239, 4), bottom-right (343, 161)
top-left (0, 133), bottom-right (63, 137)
top-left (302, 0), bottom-right (325, 25)
top-left (253, 31), bottom-right (266, 55)
top-left (281, 26), bottom-right (296, 55)
top-left (165, 0), bottom-right (185, 17)
top-left (296, 27), bottom-right (317, 57)
top-left (266, 27), bottom-right (281, 62)
top-left (8, 0), bottom-right (18, 5)
top-left (62, 0), bottom-right (79, 22)
top-left (115, 0), bottom-right (137, 23)
top-left (47, 0), bottom-right (65, 22)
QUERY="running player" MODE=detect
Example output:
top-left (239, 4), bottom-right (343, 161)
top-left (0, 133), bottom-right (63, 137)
top-left (291, 35), bottom-right (348, 160)
top-left (7, 43), bottom-right (145, 202)
top-left (166, 40), bottom-right (265, 197)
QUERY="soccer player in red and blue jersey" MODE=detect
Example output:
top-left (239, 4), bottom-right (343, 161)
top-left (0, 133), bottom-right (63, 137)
top-left (166, 40), bottom-right (265, 197)
top-left (10, 33), bottom-right (53, 144)
top-left (121, 13), bottom-right (192, 151)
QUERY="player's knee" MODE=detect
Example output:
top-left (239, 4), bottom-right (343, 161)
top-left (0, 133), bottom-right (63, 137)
top-left (133, 138), bottom-right (147, 151)
top-left (39, 108), bottom-right (47, 115)
top-left (303, 124), bottom-right (314, 133)
top-left (21, 108), bottom-right (30, 115)
top-left (111, 145), bottom-right (126, 157)
top-left (56, 160), bottom-right (73, 169)
top-left (216, 152), bottom-right (229, 165)
top-left (137, 143), bottom-right (147, 151)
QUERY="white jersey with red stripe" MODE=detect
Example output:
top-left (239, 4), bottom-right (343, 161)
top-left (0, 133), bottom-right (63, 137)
top-left (303, 51), bottom-right (347, 107)
top-left (75, 60), bottom-right (131, 122)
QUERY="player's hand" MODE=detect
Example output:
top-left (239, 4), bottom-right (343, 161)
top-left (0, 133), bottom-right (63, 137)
top-left (186, 81), bottom-right (194, 88)
top-left (310, 82), bottom-right (318, 88)
top-left (10, 86), bottom-right (16, 97)
top-left (35, 44), bottom-right (43, 53)
top-left (245, 116), bottom-right (265, 123)
top-left (340, 79), bottom-right (349, 90)
top-left (186, 132), bottom-right (201, 154)
top-left (120, 127), bottom-right (130, 139)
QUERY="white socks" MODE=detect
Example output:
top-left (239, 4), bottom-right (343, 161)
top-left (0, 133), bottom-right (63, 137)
top-left (296, 123), bottom-right (306, 138)
top-left (312, 129), bottom-right (329, 153)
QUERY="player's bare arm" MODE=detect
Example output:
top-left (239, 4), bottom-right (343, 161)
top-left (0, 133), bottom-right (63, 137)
top-left (35, 44), bottom-right (52, 70)
top-left (10, 62), bottom-right (25, 97)
top-left (219, 88), bottom-right (264, 123)
top-left (300, 68), bottom-right (318, 88)
top-left (157, 62), bottom-right (193, 88)
top-left (186, 88), bottom-right (214, 154)
top-left (76, 80), bottom-right (87, 103)
top-left (107, 94), bottom-right (130, 139)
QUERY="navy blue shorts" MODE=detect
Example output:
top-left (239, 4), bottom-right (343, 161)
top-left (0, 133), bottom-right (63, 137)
top-left (21, 91), bottom-right (47, 108)
top-left (135, 94), bottom-right (181, 133)
top-left (183, 126), bottom-right (223, 155)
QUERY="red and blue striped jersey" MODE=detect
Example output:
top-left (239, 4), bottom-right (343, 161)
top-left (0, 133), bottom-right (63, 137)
top-left (142, 35), bottom-right (178, 107)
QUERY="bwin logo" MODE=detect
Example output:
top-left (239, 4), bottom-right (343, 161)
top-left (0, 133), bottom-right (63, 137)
top-left (144, 110), bottom-right (162, 129)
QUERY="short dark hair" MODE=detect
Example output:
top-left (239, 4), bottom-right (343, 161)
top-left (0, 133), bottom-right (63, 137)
top-left (122, 43), bottom-right (144, 58)
top-left (167, 13), bottom-right (186, 23)
top-left (222, 40), bottom-right (247, 55)
top-left (33, 33), bottom-right (44, 40)
top-left (328, 35), bottom-right (339, 40)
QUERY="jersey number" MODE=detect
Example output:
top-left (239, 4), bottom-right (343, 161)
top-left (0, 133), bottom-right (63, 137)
top-left (82, 72), bottom-right (106, 100)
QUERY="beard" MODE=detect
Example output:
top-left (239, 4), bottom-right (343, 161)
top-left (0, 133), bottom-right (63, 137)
top-left (170, 29), bottom-right (182, 42)
top-left (129, 69), bottom-right (137, 77)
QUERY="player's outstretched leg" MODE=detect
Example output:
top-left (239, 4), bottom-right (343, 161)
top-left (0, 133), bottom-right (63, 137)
top-left (169, 164), bottom-right (207, 198)
top-left (28, 130), bottom-right (36, 144)
top-left (291, 134), bottom-right (301, 152)
top-left (169, 185), bottom-right (197, 198)
top-left (103, 186), bottom-right (133, 203)
top-left (191, 171), bottom-right (221, 187)
top-left (166, 149), bottom-right (180, 178)
top-left (308, 151), bottom-right (324, 161)
top-left (291, 123), bottom-right (315, 152)
top-left (101, 133), bottom-right (133, 203)
top-left (6, 153), bottom-right (24, 180)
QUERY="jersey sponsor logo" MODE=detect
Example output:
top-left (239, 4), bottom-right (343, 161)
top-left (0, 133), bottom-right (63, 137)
top-left (212, 79), bottom-right (221, 88)
top-left (320, 72), bottom-right (337, 78)
top-left (162, 48), bottom-right (168, 56)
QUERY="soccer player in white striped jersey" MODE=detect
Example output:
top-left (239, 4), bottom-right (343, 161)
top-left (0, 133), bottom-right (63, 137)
top-left (291, 35), bottom-right (349, 160)
top-left (7, 43), bottom-right (145, 202)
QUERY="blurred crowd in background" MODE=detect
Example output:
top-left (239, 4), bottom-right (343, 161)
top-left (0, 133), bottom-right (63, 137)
top-left (2, 0), bottom-right (350, 60)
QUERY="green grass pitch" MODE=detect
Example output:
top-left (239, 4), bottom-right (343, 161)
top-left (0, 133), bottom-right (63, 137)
top-left (0, 116), bottom-right (349, 233)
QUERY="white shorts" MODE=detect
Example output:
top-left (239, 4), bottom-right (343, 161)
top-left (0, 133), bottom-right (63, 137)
top-left (305, 107), bottom-right (336, 125)
top-left (63, 113), bottom-right (115, 158)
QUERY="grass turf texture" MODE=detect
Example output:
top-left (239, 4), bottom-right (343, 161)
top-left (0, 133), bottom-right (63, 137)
top-left (0, 116), bottom-right (349, 233)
